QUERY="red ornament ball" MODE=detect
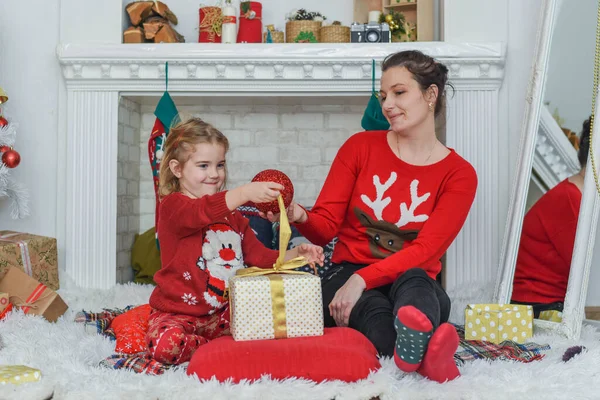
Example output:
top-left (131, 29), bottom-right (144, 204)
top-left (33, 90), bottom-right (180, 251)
top-left (0, 116), bottom-right (7, 128)
top-left (0, 145), bottom-right (9, 153)
top-left (251, 169), bottom-right (294, 214)
top-left (2, 149), bottom-right (20, 168)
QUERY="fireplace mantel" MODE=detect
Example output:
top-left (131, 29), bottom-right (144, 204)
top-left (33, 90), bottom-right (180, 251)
top-left (56, 42), bottom-right (505, 290)
top-left (57, 42), bottom-right (504, 94)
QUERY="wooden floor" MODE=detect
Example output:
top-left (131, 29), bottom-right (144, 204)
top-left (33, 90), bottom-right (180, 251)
top-left (585, 307), bottom-right (600, 321)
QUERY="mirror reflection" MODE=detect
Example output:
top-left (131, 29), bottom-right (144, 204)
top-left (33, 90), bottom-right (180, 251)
top-left (508, 0), bottom-right (596, 322)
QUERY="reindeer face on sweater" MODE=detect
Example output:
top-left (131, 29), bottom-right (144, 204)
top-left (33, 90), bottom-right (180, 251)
top-left (201, 224), bottom-right (245, 282)
top-left (356, 173), bottom-right (429, 258)
top-left (354, 209), bottom-right (419, 257)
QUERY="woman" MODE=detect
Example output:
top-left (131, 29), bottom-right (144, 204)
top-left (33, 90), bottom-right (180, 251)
top-left (511, 117), bottom-right (591, 317)
top-left (265, 50), bottom-right (477, 383)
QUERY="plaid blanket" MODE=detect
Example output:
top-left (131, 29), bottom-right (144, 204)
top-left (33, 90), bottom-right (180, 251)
top-left (452, 324), bottom-right (550, 365)
top-left (76, 308), bottom-right (551, 376)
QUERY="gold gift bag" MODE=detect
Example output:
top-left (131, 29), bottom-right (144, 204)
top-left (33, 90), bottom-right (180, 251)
top-left (465, 304), bottom-right (533, 344)
top-left (229, 196), bottom-right (324, 341)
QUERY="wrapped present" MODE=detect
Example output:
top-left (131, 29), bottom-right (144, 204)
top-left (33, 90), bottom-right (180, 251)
top-left (229, 196), bottom-right (324, 341)
top-left (0, 267), bottom-right (68, 322)
top-left (237, 1), bottom-right (262, 43)
top-left (465, 304), bottom-right (533, 344)
top-left (0, 291), bottom-right (11, 320)
top-left (0, 231), bottom-right (59, 290)
top-left (0, 303), bottom-right (13, 321)
top-left (198, 6), bottom-right (223, 43)
top-left (0, 365), bottom-right (41, 385)
top-left (0, 292), bottom-right (8, 312)
top-left (539, 309), bottom-right (562, 322)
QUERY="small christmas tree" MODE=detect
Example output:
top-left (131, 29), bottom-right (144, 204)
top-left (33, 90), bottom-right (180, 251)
top-left (0, 86), bottom-right (28, 219)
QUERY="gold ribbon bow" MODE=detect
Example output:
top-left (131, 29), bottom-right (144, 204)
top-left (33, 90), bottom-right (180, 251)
top-left (232, 195), bottom-right (309, 339)
top-left (236, 195), bottom-right (308, 277)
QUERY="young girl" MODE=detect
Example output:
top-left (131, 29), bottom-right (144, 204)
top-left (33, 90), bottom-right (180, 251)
top-left (146, 117), bottom-right (324, 365)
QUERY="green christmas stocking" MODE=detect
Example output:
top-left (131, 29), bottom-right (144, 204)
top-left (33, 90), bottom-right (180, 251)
top-left (361, 59), bottom-right (390, 131)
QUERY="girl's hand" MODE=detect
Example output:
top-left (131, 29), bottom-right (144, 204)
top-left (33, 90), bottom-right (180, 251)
top-left (295, 243), bottom-right (324, 267)
top-left (329, 274), bottom-right (366, 327)
top-left (259, 201), bottom-right (307, 224)
top-left (243, 182), bottom-right (284, 204)
top-left (285, 243), bottom-right (324, 271)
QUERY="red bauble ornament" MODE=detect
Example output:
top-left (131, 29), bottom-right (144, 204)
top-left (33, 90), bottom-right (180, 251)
top-left (251, 169), bottom-right (294, 214)
top-left (2, 149), bottom-right (20, 168)
top-left (0, 116), bottom-right (8, 127)
top-left (0, 145), bottom-right (9, 153)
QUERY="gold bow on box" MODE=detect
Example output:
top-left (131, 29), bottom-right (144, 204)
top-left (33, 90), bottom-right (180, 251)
top-left (236, 195), bottom-right (308, 278)
top-left (229, 195), bottom-right (323, 341)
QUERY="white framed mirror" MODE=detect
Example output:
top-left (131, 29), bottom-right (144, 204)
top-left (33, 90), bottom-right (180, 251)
top-left (495, 0), bottom-right (600, 339)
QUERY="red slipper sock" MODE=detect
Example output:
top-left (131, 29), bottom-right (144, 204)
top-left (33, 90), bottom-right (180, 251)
top-left (393, 306), bottom-right (433, 373)
top-left (417, 323), bottom-right (460, 383)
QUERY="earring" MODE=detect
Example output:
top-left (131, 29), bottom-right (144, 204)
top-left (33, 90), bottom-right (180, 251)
top-left (428, 102), bottom-right (434, 112)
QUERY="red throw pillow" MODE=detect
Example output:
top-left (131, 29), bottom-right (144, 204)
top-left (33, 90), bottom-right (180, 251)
top-left (109, 304), bottom-right (152, 354)
top-left (187, 327), bottom-right (381, 383)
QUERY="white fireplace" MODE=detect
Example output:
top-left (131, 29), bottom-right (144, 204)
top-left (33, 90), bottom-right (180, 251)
top-left (57, 42), bottom-right (505, 290)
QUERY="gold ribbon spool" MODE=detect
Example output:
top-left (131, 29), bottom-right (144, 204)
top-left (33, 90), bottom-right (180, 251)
top-left (234, 195), bottom-right (309, 339)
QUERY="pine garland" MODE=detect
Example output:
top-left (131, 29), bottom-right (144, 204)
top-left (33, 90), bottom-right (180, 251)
top-left (287, 8), bottom-right (326, 21)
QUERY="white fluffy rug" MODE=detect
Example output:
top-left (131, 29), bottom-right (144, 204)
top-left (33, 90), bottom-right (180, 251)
top-left (1, 279), bottom-right (599, 400)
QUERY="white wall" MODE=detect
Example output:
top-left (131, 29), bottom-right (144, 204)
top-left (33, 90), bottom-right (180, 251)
top-left (544, 0), bottom-right (596, 133)
top-left (0, 1), bottom-right (61, 236)
top-left (117, 98), bottom-right (142, 283)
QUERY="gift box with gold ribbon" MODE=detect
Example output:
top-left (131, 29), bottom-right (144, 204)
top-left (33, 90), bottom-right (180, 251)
top-left (229, 196), bottom-right (324, 341)
top-left (465, 304), bottom-right (533, 344)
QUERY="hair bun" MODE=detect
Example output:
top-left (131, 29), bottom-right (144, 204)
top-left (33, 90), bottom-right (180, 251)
top-left (436, 62), bottom-right (448, 75)
top-left (583, 117), bottom-right (591, 133)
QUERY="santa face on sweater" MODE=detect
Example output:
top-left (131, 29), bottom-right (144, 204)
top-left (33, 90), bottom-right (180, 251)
top-left (197, 223), bottom-right (245, 312)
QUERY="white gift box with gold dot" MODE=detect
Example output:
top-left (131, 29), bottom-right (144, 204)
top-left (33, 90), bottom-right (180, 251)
top-left (464, 304), bottom-right (533, 344)
top-left (229, 273), bottom-right (324, 341)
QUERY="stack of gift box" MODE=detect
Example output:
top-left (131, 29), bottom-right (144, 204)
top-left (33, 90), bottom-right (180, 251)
top-left (0, 231), bottom-right (67, 322)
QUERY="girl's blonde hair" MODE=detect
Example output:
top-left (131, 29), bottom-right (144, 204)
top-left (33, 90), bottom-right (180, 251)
top-left (158, 117), bottom-right (229, 197)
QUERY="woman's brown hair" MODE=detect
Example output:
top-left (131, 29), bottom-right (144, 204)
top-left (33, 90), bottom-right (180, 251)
top-left (381, 50), bottom-right (452, 118)
top-left (158, 117), bottom-right (229, 197)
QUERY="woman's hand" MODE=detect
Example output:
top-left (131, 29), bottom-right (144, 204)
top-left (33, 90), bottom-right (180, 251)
top-left (285, 243), bottom-right (324, 269)
top-left (259, 201), bottom-right (307, 223)
top-left (242, 181), bottom-right (284, 204)
top-left (329, 274), bottom-right (366, 327)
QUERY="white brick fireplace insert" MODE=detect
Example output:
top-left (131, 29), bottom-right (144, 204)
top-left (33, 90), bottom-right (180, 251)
top-left (57, 42), bottom-right (505, 290)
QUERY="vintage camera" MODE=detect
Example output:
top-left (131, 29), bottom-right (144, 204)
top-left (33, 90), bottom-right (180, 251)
top-left (350, 21), bottom-right (391, 43)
